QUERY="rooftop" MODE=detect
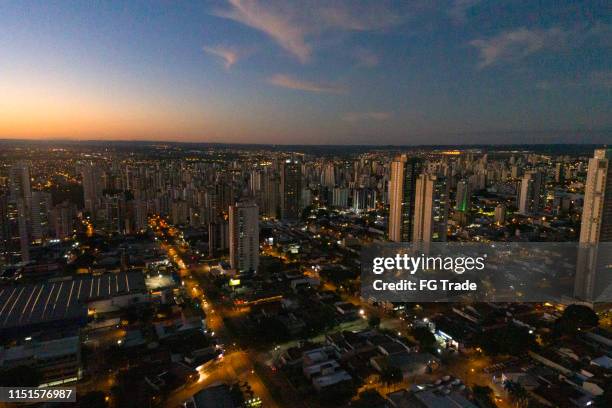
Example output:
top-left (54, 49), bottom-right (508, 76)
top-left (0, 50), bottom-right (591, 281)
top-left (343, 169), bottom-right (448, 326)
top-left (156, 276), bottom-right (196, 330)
top-left (0, 335), bottom-right (80, 365)
top-left (0, 272), bottom-right (146, 332)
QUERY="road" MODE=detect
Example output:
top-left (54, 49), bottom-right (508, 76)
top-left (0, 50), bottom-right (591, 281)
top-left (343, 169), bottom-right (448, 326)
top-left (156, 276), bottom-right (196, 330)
top-left (151, 216), bottom-right (280, 407)
top-left (165, 350), bottom-right (278, 408)
top-left (156, 216), bottom-right (514, 408)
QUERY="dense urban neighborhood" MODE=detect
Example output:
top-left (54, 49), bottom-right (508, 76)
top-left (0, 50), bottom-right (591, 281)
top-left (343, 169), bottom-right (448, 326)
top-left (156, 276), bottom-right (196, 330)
top-left (0, 142), bottom-right (610, 407)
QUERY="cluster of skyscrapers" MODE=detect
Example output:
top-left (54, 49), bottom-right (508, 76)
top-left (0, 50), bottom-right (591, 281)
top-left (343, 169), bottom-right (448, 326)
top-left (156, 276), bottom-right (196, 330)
top-left (1, 163), bottom-right (77, 263)
top-left (1, 146), bottom-right (610, 282)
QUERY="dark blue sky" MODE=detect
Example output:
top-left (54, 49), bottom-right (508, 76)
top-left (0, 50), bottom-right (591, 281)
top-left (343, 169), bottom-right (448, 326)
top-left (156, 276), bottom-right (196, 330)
top-left (1, 0), bottom-right (610, 144)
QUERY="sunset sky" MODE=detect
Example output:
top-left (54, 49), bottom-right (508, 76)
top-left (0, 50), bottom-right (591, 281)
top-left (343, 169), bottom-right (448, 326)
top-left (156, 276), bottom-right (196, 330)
top-left (0, 0), bottom-right (610, 144)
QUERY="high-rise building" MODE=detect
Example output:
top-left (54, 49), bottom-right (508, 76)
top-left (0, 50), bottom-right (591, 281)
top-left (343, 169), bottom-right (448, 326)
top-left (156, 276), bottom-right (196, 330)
top-left (229, 201), bottom-right (259, 273)
top-left (51, 201), bottom-right (77, 239)
top-left (321, 162), bottom-right (336, 188)
top-left (249, 169), bottom-right (262, 197)
top-left (133, 200), bottom-right (150, 232)
top-left (494, 204), bottom-right (506, 225)
top-left (388, 155), bottom-right (423, 242)
top-left (9, 164), bottom-right (31, 262)
top-left (30, 191), bottom-right (52, 242)
top-left (579, 149), bottom-right (612, 243)
top-left (170, 200), bottom-right (189, 225)
top-left (262, 167), bottom-right (279, 219)
top-left (9, 164), bottom-right (32, 206)
top-left (16, 199), bottom-right (29, 262)
top-left (518, 171), bottom-right (545, 216)
top-left (575, 148), bottom-right (612, 303)
top-left (215, 175), bottom-right (235, 214)
top-left (208, 217), bottom-right (229, 257)
top-left (0, 194), bottom-right (10, 263)
top-left (301, 188), bottom-right (313, 210)
top-left (455, 180), bottom-right (471, 213)
top-left (280, 160), bottom-right (301, 221)
top-left (412, 174), bottom-right (448, 243)
top-left (555, 163), bottom-right (565, 184)
top-left (81, 163), bottom-right (103, 217)
top-left (332, 187), bottom-right (349, 208)
top-left (470, 172), bottom-right (486, 191)
top-left (352, 188), bottom-right (368, 213)
top-left (102, 193), bottom-right (127, 234)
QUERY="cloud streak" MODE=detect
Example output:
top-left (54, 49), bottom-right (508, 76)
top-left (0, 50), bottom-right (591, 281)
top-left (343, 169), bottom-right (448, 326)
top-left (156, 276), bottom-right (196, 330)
top-left (213, 0), bottom-right (404, 63)
top-left (203, 45), bottom-right (249, 69)
top-left (214, 0), bottom-right (311, 63)
top-left (268, 74), bottom-right (346, 94)
top-left (470, 27), bottom-right (566, 68)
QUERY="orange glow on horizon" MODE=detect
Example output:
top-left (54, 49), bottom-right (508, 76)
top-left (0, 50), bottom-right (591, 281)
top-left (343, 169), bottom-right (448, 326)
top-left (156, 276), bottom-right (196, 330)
top-left (0, 72), bottom-right (220, 141)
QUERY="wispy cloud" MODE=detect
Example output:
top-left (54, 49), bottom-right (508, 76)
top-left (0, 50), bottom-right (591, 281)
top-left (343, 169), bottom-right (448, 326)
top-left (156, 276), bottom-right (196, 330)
top-left (469, 24), bottom-right (612, 69)
top-left (353, 47), bottom-right (379, 68)
top-left (448, 0), bottom-right (480, 25)
top-left (342, 111), bottom-right (392, 122)
top-left (268, 74), bottom-right (346, 93)
top-left (213, 0), bottom-right (311, 63)
top-left (203, 45), bottom-right (250, 69)
top-left (469, 27), bottom-right (566, 68)
top-left (213, 0), bottom-right (404, 63)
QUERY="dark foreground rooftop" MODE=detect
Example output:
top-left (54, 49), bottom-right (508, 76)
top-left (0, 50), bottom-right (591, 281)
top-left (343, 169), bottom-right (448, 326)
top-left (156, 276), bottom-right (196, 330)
top-left (0, 272), bottom-right (146, 334)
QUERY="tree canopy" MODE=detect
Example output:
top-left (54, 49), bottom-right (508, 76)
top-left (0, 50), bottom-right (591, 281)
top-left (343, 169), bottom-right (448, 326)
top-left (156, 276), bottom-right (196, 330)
top-left (479, 324), bottom-right (537, 356)
top-left (412, 326), bottom-right (437, 352)
top-left (554, 304), bottom-right (598, 336)
top-left (0, 365), bottom-right (41, 387)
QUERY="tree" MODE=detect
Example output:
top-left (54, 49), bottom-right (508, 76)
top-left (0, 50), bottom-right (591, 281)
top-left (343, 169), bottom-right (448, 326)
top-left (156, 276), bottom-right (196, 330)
top-left (380, 365), bottom-right (403, 387)
top-left (0, 365), bottom-right (41, 387)
top-left (351, 390), bottom-right (387, 408)
top-left (302, 304), bottom-right (336, 335)
top-left (252, 316), bottom-right (290, 345)
top-left (472, 385), bottom-right (497, 408)
top-left (368, 316), bottom-right (381, 329)
top-left (554, 304), bottom-right (599, 336)
top-left (479, 324), bottom-right (536, 356)
top-left (300, 205), bottom-right (315, 222)
top-left (504, 380), bottom-right (529, 408)
top-left (76, 391), bottom-right (108, 408)
top-left (412, 326), bottom-right (437, 352)
top-left (111, 367), bottom-right (160, 408)
top-left (318, 380), bottom-right (356, 406)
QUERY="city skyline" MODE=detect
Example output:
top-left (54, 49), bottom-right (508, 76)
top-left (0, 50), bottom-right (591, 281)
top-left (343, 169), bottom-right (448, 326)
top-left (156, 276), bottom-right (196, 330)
top-left (0, 141), bottom-right (611, 406)
top-left (1, 0), bottom-right (610, 145)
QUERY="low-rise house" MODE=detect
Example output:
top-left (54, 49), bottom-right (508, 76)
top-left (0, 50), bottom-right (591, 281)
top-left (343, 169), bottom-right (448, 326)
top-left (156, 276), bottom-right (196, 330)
top-left (591, 355), bottom-right (612, 369)
top-left (326, 331), bottom-right (371, 354)
top-left (304, 360), bottom-right (340, 379)
top-left (277, 313), bottom-right (306, 335)
top-left (371, 352), bottom-right (439, 379)
top-left (189, 383), bottom-right (251, 408)
top-left (144, 362), bottom-right (197, 392)
top-left (387, 386), bottom-right (477, 408)
top-left (154, 311), bottom-right (206, 340)
top-left (312, 370), bottom-right (352, 391)
top-left (334, 302), bottom-right (360, 318)
top-left (302, 346), bottom-right (338, 366)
